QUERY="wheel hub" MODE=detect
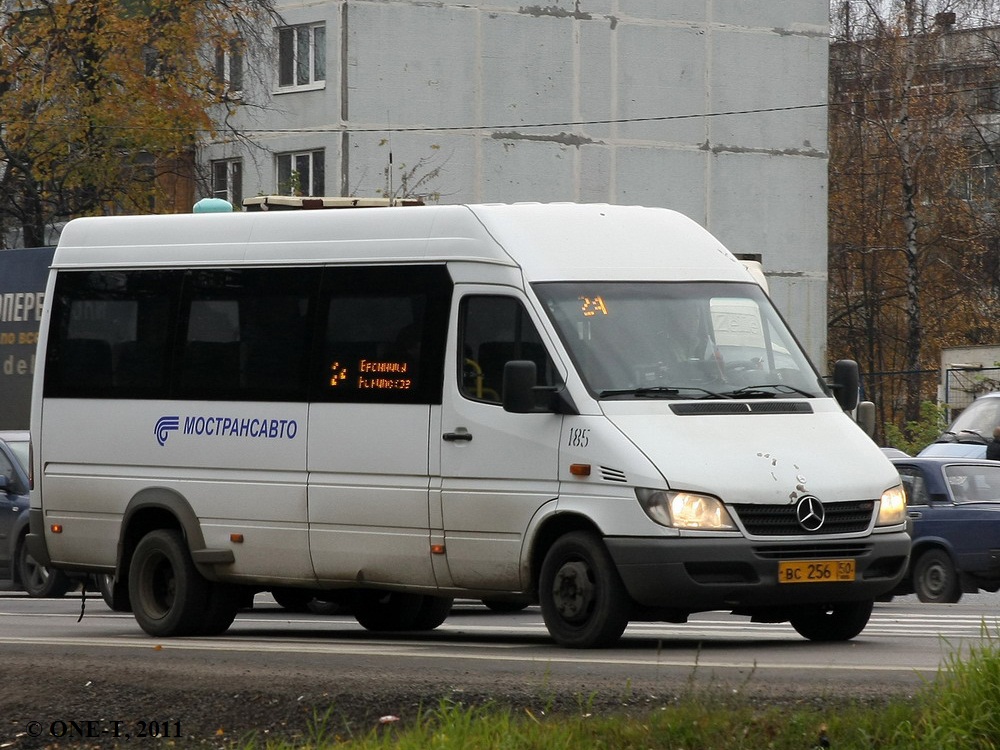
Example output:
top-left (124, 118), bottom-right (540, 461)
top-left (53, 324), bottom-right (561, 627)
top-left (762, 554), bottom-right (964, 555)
top-left (551, 560), bottom-right (594, 622)
top-left (924, 564), bottom-right (946, 596)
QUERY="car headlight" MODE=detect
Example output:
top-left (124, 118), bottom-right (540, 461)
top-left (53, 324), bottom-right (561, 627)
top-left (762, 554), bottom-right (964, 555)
top-left (636, 488), bottom-right (736, 530)
top-left (876, 484), bottom-right (907, 527)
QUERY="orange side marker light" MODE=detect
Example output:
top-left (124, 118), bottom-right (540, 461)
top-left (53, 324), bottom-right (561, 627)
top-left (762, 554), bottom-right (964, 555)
top-left (569, 464), bottom-right (592, 477)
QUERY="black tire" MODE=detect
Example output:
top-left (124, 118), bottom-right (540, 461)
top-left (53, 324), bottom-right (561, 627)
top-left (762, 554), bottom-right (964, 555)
top-left (98, 573), bottom-right (132, 612)
top-left (307, 598), bottom-right (347, 615)
top-left (538, 531), bottom-right (631, 648)
top-left (411, 596), bottom-right (453, 630)
top-left (197, 582), bottom-right (241, 636)
top-left (913, 549), bottom-right (962, 603)
top-left (15, 536), bottom-right (72, 598)
top-left (271, 587), bottom-right (314, 612)
top-left (789, 599), bottom-right (874, 641)
top-left (128, 529), bottom-right (211, 637)
top-left (482, 598), bottom-right (529, 613)
top-left (352, 590), bottom-right (424, 631)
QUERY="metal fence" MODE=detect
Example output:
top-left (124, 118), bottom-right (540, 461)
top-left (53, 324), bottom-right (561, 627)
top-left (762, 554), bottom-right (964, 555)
top-left (857, 366), bottom-right (1000, 434)
top-left (943, 366), bottom-right (1000, 420)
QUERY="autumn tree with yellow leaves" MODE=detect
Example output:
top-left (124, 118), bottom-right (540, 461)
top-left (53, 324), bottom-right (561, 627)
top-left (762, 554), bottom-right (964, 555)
top-left (829, 0), bottom-right (1000, 437)
top-left (0, 0), bottom-right (279, 248)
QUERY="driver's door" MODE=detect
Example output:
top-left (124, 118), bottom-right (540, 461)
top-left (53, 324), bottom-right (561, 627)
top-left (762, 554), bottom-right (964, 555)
top-left (436, 291), bottom-right (564, 590)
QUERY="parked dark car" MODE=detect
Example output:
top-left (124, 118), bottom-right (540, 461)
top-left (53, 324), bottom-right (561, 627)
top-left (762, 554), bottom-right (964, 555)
top-left (0, 430), bottom-right (73, 597)
top-left (890, 456), bottom-right (1000, 603)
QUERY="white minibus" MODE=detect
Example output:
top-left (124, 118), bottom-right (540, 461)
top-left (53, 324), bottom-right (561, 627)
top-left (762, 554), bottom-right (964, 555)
top-left (27, 203), bottom-right (909, 647)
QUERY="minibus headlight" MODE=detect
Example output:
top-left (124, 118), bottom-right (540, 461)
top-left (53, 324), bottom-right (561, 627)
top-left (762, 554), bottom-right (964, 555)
top-left (636, 488), bottom-right (736, 530)
top-left (876, 484), bottom-right (907, 527)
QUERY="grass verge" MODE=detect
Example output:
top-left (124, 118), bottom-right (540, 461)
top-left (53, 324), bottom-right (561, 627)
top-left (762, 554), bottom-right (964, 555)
top-left (230, 629), bottom-right (1000, 750)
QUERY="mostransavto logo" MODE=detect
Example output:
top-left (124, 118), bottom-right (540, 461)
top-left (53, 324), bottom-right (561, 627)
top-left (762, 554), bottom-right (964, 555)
top-left (154, 415), bottom-right (299, 446)
top-left (155, 416), bottom-right (180, 446)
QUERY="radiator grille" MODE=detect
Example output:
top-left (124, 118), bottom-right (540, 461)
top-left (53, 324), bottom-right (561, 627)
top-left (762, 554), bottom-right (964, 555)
top-left (731, 500), bottom-right (875, 536)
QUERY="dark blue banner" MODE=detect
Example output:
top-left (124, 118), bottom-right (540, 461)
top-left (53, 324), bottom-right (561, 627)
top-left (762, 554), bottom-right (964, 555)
top-left (1, 247), bottom-right (55, 429)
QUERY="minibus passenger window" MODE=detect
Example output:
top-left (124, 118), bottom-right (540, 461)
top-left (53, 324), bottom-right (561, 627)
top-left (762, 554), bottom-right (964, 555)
top-left (45, 270), bottom-right (178, 399)
top-left (176, 268), bottom-right (314, 400)
top-left (315, 265), bottom-right (451, 405)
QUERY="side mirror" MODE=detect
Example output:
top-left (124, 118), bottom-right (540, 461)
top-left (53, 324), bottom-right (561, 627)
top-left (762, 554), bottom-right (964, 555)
top-left (832, 359), bottom-right (860, 412)
top-left (0, 475), bottom-right (9, 492)
top-left (502, 360), bottom-right (537, 413)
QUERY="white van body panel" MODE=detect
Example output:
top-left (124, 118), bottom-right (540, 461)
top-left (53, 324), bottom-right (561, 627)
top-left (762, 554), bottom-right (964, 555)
top-left (39, 399), bottom-right (314, 582)
top-left (307, 403), bottom-right (435, 587)
top-left (53, 205), bottom-right (520, 269)
top-left (51, 203), bottom-right (744, 283)
top-left (468, 203), bottom-right (746, 283)
top-left (600, 400), bottom-right (899, 507)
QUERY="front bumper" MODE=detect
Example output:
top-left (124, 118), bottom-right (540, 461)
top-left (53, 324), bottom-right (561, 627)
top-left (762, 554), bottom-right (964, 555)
top-left (606, 531), bottom-right (910, 612)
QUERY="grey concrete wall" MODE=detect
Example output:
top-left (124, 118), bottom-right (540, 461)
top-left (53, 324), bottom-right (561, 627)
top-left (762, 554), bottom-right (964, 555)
top-left (201, 0), bottom-right (830, 368)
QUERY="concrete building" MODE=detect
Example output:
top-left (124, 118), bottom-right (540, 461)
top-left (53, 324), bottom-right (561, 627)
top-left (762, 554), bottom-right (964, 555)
top-left (200, 1), bottom-right (831, 365)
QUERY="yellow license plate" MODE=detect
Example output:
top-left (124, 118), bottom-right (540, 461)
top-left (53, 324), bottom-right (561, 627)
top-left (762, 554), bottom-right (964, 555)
top-left (778, 559), bottom-right (856, 584)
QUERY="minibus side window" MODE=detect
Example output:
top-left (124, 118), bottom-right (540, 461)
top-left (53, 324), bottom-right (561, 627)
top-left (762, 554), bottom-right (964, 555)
top-left (45, 270), bottom-right (179, 399)
top-left (459, 295), bottom-right (560, 404)
top-left (175, 268), bottom-right (315, 401)
top-left (314, 265), bottom-right (452, 404)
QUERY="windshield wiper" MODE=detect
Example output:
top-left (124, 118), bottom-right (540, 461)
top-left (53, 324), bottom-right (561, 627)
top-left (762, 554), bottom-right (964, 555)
top-left (598, 386), bottom-right (728, 400)
top-left (721, 384), bottom-right (815, 399)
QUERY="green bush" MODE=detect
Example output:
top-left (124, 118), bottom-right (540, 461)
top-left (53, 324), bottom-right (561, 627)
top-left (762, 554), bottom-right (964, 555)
top-left (884, 400), bottom-right (948, 455)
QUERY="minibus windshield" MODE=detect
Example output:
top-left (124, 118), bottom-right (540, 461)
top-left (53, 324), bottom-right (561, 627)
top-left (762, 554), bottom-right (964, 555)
top-left (534, 281), bottom-right (826, 400)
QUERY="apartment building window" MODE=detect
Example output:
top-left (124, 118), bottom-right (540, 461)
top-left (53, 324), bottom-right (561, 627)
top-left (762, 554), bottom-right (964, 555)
top-left (215, 40), bottom-right (244, 93)
top-left (960, 149), bottom-right (998, 202)
top-left (975, 84), bottom-right (1000, 113)
top-left (276, 150), bottom-right (324, 196)
top-left (212, 159), bottom-right (243, 205)
top-left (278, 23), bottom-right (325, 88)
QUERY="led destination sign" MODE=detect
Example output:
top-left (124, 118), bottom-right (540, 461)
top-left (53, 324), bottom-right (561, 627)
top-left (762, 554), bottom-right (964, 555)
top-left (579, 295), bottom-right (609, 317)
top-left (329, 356), bottom-right (414, 392)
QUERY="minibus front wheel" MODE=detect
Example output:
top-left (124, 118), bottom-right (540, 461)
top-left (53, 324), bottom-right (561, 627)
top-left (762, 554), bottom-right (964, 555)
top-left (789, 599), bottom-right (874, 642)
top-left (539, 531), bottom-right (631, 648)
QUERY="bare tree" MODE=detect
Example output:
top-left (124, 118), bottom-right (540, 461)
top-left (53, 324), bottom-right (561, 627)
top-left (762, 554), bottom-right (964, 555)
top-left (829, 0), bottom-right (1000, 434)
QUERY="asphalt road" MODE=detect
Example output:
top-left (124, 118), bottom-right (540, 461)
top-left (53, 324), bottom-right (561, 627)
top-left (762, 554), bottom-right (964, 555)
top-left (2, 591), bottom-right (998, 747)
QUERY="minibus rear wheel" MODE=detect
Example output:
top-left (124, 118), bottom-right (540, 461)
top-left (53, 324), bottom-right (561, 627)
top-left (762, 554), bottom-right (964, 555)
top-left (352, 590), bottom-right (424, 631)
top-left (197, 582), bottom-right (241, 636)
top-left (129, 529), bottom-right (211, 637)
top-left (411, 596), bottom-right (454, 630)
top-left (539, 531), bottom-right (631, 648)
